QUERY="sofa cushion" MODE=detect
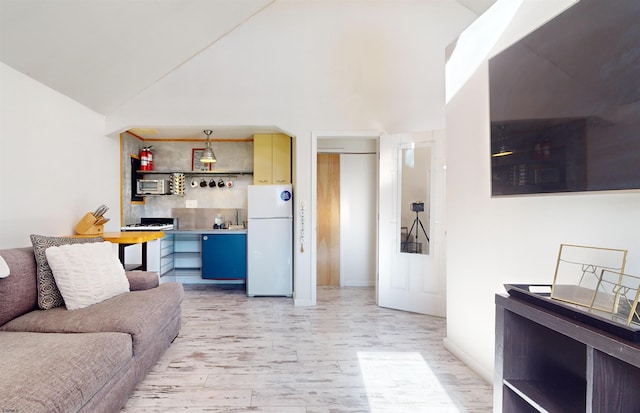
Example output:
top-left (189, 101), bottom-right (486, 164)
top-left (0, 248), bottom-right (38, 326)
top-left (0, 282), bottom-right (183, 355)
top-left (30, 234), bottom-right (103, 310)
top-left (45, 242), bottom-right (130, 310)
top-left (0, 331), bottom-right (131, 413)
top-left (126, 270), bottom-right (160, 291)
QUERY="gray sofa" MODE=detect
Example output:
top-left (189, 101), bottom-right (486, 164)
top-left (0, 246), bottom-right (184, 413)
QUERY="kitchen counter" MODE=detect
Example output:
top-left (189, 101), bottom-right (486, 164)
top-left (167, 229), bottom-right (247, 281)
top-left (168, 229), bottom-right (247, 234)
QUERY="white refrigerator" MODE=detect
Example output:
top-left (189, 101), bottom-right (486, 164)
top-left (247, 184), bottom-right (293, 297)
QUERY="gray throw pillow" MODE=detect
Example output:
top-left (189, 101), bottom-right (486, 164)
top-left (30, 234), bottom-right (103, 309)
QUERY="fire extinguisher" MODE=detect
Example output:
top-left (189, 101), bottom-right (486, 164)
top-left (140, 147), bottom-right (148, 171)
top-left (146, 146), bottom-right (153, 171)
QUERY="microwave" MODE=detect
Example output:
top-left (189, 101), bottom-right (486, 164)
top-left (136, 179), bottom-right (171, 195)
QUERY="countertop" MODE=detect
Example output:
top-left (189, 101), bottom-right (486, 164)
top-left (167, 229), bottom-right (247, 234)
top-left (71, 231), bottom-right (165, 243)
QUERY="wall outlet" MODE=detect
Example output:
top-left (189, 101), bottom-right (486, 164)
top-left (186, 200), bottom-right (197, 208)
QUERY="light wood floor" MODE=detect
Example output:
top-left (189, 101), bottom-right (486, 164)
top-left (121, 286), bottom-right (493, 412)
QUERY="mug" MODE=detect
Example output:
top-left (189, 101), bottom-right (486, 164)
top-left (190, 179), bottom-right (198, 188)
top-left (209, 179), bottom-right (216, 188)
top-left (199, 179), bottom-right (207, 187)
top-left (226, 180), bottom-right (233, 188)
top-left (217, 179), bottom-right (225, 188)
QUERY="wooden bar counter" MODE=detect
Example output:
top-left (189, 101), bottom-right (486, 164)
top-left (71, 231), bottom-right (164, 271)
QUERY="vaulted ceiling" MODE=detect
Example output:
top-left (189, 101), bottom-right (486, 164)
top-left (1, 0), bottom-right (495, 122)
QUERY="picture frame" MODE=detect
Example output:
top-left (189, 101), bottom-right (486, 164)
top-left (550, 244), bottom-right (628, 308)
top-left (192, 148), bottom-right (212, 172)
top-left (504, 283), bottom-right (640, 342)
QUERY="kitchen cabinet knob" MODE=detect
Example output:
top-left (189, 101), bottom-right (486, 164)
top-left (203, 236), bottom-right (208, 241)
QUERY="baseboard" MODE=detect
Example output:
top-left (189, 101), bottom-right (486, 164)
top-left (442, 337), bottom-right (494, 385)
top-left (294, 298), bottom-right (315, 306)
top-left (171, 275), bottom-right (245, 285)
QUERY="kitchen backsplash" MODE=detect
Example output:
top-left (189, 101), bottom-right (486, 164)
top-left (121, 132), bottom-right (253, 225)
top-left (172, 208), bottom-right (247, 230)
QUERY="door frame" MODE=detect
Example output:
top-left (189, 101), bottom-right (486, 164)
top-left (311, 131), bottom-right (380, 303)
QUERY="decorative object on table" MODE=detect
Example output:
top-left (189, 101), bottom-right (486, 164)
top-left (213, 214), bottom-right (224, 229)
top-left (504, 283), bottom-right (640, 342)
top-left (590, 270), bottom-right (640, 327)
top-left (502, 243), bottom-right (638, 341)
top-left (74, 204), bottom-right (110, 235)
top-left (550, 244), bottom-right (628, 308)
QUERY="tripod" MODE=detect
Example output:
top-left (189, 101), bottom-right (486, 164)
top-left (403, 210), bottom-right (429, 253)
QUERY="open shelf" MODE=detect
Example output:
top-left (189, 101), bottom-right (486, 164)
top-left (137, 170), bottom-right (252, 177)
top-left (495, 294), bottom-right (640, 412)
top-left (504, 378), bottom-right (585, 413)
top-left (591, 349), bottom-right (640, 411)
top-left (173, 234), bottom-right (202, 277)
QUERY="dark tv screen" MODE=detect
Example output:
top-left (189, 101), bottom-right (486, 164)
top-left (489, 0), bottom-right (640, 196)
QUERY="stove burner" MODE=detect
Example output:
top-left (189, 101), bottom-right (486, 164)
top-left (120, 217), bottom-right (176, 231)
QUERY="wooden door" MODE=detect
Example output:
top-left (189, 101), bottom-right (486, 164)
top-left (317, 153), bottom-right (340, 286)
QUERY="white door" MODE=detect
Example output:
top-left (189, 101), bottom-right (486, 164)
top-left (377, 131), bottom-right (446, 316)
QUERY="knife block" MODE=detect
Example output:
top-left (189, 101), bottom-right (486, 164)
top-left (74, 213), bottom-right (104, 235)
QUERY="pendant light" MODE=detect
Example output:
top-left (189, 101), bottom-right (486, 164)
top-left (200, 130), bottom-right (217, 163)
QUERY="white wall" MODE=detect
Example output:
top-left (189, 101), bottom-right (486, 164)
top-left (0, 63), bottom-right (120, 248)
top-left (444, 4), bottom-right (640, 382)
top-left (105, 1), bottom-right (478, 305)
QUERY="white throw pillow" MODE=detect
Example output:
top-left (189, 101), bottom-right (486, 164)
top-left (45, 242), bottom-right (130, 310)
top-left (0, 256), bottom-right (9, 278)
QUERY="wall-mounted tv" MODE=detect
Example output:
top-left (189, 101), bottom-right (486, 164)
top-left (489, 0), bottom-right (640, 196)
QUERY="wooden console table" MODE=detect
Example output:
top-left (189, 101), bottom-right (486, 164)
top-left (495, 293), bottom-right (640, 412)
top-left (71, 231), bottom-right (164, 271)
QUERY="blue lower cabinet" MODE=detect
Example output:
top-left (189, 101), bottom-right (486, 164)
top-left (201, 233), bottom-right (247, 280)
